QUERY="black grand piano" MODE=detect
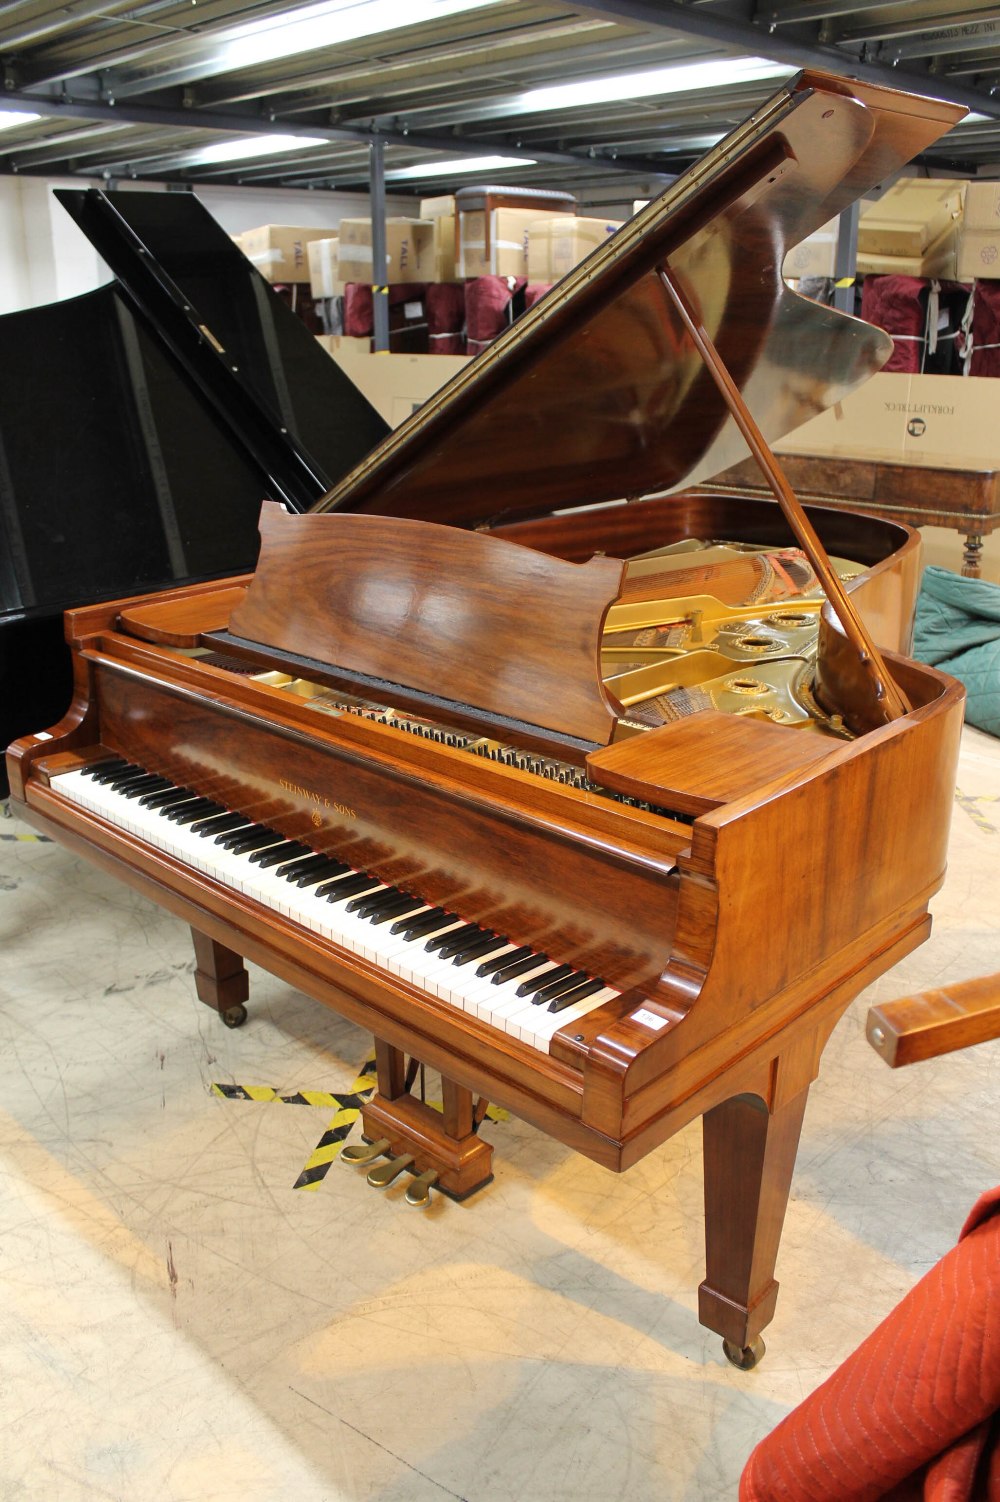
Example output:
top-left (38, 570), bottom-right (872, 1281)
top-left (0, 188), bottom-right (388, 793)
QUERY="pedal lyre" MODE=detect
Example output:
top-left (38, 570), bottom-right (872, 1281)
top-left (341, 1136), bottom-right (390, 1166)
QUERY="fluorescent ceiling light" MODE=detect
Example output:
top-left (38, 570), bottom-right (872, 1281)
top-left (189, 133), bottom-right (329, 165)
top-left (387, 154), bottom-right (536, 179)
top-left (0, 110), bottom-right (42, 130)
top-left (218, 0), bottom-right (503, 73)
top-left (512, 56), bottom-right (794, 114)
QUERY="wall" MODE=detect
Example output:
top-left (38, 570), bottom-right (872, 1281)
top-left (0, 174), bottom-right (412, 316)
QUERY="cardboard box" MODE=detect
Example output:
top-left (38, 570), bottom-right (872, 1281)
top-left (328, 348), bottom-right (471, 427)
top-left (957, 182), bottom-right (1000, 279)
top-left (859, 179), bottom-right (965, 259)
top-left (776, 372), bottom-right (1000, 471)
top-left (337, 218), bottom-right (434, 284)
top-left (429, 215), bottom-right (456, 281)
top-left (315, 334), bottom-right (372, 356)
top-left (782, 217), bottom-right (840, 280)
top-left (857, 220), bottom-right (961, 280)
top-left (527, 215), bottom-right (623, 281)
top-left (419, 195), bottom-right (455, 219)
top-left (238, 224), bottom-right (334, 283)
top-left (458, 207), bottom-right (539, 278)
top-left (307, 237), bottom-right (343, 299)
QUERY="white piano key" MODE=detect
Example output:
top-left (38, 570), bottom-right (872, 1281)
top-left (51, 768), bottom-right (615, 1053)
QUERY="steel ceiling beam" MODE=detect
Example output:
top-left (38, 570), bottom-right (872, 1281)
top-left (573, 0), bottom-right (1000, 116)
top-left (0, 85), bottom-right (673, 176)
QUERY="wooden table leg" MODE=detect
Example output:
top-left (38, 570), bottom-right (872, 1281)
top-left (698, 1086), bottom-right (810, 1367)
top-left (190, 928), bottom-right (250, 1028)
top-left (962, 533), bottom-right (984, 577)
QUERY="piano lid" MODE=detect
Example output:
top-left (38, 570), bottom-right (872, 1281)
top-left (0, 192), bottom-right (388, 626)
top-left (315, 70), bottom-right (964, 530)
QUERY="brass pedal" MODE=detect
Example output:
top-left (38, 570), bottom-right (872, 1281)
top-left (367, 1152), bottom-right (414, 1188)
top-left (404, 1168), bottom-right (439, 1208)
top-left (341, 1137), bottom-right (391, 1166)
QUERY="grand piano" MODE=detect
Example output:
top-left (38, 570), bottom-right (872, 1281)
top-left (0, 188), bottom-right (388, 793)
top-left (8, 70), bottom-right (967, 1368)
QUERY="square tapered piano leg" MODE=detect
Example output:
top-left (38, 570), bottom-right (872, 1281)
top-left (699, 1086), bottom-right (810, 1368)
top-left (191, 928), bottom-right (250, 1028)
top-left (361, 1040), bottom-right (494, 1199)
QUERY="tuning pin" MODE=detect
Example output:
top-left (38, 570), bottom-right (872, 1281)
top-left (341, 1136), bottom-right (391, 1166)
top-left (367, 1152), bottom-right (415, 1188)
top-left (404, 1168), bottom-right (439, 1208)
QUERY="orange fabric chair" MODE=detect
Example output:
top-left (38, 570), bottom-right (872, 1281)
top-left (740, 1188), bottom-right (1000, 1501)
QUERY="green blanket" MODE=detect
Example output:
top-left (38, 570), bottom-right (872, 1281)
top-left (912, 565), bottom-right (1000, 737)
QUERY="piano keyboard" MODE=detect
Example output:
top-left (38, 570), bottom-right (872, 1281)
top-left (52, 760), bottom-right (620, 1053)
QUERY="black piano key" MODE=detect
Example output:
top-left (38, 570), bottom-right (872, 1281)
top-left (219, 826), bottom-right (280, 853)
top-left (275, 852), bottom-right (331, 879)
top-left (547, 978), bottom-right (606, 1014)
top-left (140, 786), bottom-right (193, 810)
top-left (294, 858), bottom-right (351, 889)
top-left (426, 921), bottom-right (481, 954)
top-left (477, 944), bottom-right (531, 978)
top-left (163, 796), bottom-right (217, 823)
top-left (172, 799), bottom-right (226, 826)
top-left (191, 811), bottom-right (247, 836)
top-left (451, 935), bottom-right (507, 967)
top-left (437, 927), bottom-right (495, 961)
top-left (369, 896), bottom-right (425, 926)
top-left (345, 884), bottom-right (392, 915)
top-left (121, 775), bottom-right (172, 799)
top-left (516, 962), bottom-right (571, 998)
top-left (322, 873), bottom-right (378, 903)
top-left (253, 841), bottom-right (311, 869)
top-left (531, 968), bottom-right (589, 1005)
top-left (352, 887), bottom-right (409, 918)
top-left (92, 761), bottom-right (141, 785)
top-left (108, 767), bottom-right (153, 790)
top-left (82, 757), bottom-right (130, 780)
top-left (390, 906), bottom-right (449, 938)
top-left (492, 952), bottom-right (549, 986)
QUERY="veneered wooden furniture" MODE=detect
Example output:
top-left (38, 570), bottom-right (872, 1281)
top-left (705, 452), bottom-right (1000, 578)
top-left (867, 972), bottom-right (1000, 1066)
top-left (8, 71), bottom-right (969, 1368)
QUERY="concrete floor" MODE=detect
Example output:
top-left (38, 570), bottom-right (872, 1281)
top-left (1, 725), bottom-right (998, 1502)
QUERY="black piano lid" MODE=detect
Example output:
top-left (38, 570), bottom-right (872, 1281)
top-left (315, 70), bottom-right (964, 530)
top-left (0, 189), bottom-right (388, 627)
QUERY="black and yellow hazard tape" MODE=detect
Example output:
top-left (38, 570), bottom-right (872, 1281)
top-left (211, 1057), bottom-right (378, 1192)
top-left (0, 803), bottom-right (50, 843)
top-left (955, 788), bottom-right (999, 835)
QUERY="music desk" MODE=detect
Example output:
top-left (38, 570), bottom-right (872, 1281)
top-left (707, 453), bottom-right (1000, 577)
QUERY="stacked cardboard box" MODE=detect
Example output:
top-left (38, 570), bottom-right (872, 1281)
top-left (458, 207), bottom-right (538, 278)
top-left (782, 217), bottom-right (841, 281)
top-left (857, 180), bottom-right (965, 279)
top-left (337, 218), bottom-right (434, 284)
top-left (237, 225), bottom-right (334, 284)
top-left (527, 216), bottom-right (622, 281)
top-left (307, 237), bottom-right (342, 299)
top-left (958, 181), bottom-right (1000, 280)
top-left (455, 187), bottom-right (576, 278)
top-left (419, 195), bottom-right (458, 282)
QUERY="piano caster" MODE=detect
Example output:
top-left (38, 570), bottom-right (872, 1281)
top-left (220, 1003), bottom-right (247, 1029)
top-left (404, 1168), bottom-right (439, 1208)
top-left (341, 1136), bottom-right (391, 1166)
top-left (367, 1152), bottom-right (415, 1188)
top-left (722, 1337), bottom-right (766, 1371)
